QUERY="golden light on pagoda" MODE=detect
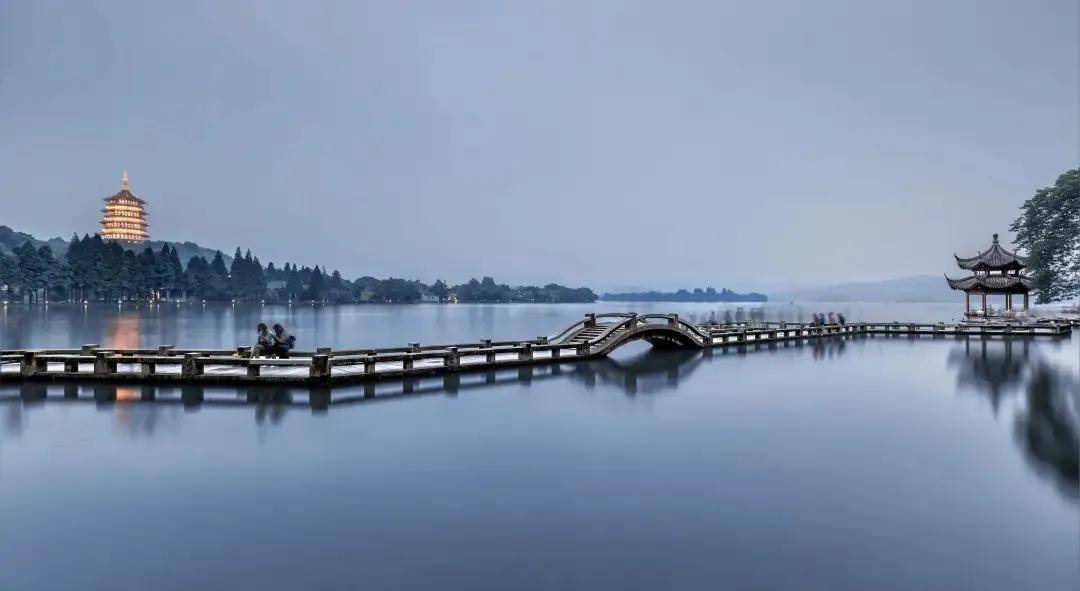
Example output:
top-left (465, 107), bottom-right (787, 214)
top-left (100, 170), bottom-right (149, 243)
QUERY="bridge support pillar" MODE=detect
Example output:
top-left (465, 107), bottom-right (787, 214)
top-left (20, 352), bottom-right (39, 377)
top-left (445, 347), bottom-right (460, 369)
top-left (576, 343), bottom-right (589, 357)
top-left (363, 356), bottom-right (376, 374)
top-left (309, 354), bottom-right (331, 380)
top-left (402, 354), bottom-right (414, 370)
top-left (94, 352), bottom-right (117, 375)
top-left (519, 343), bottom-right (533, 361)
top-left (182, 353), bottom-right (203, 377)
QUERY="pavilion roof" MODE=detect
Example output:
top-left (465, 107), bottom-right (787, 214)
top-left (103, 188), bottom-right (146, 205)
top-left (944, 274), bottom-right (1032, 292)
top-left (954, 234), bottom-right (1027, 270)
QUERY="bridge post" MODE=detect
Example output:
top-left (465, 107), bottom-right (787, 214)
top-left (309, 354), bottom-right (331, 381)
top-left (584, 313), bottom-right (596, 328)
top-left (64, 357), bottom-right (80, 373)
top-left (94, 352), bottom-right (117, 375)
top-left (402, 353), bottom-right (414, 370)
top-left (363, 355), bottom-right (376, 373)
top-left (519, 343), bottom-right (533, 361)
top-left (668, 314), bottom-right (678, 327)
top-left (408, 342), bottom-right (421, 353)
top-left (550, 346), bottom-right (561, 359)
top-left (182, 353), bottom-right (203, 376)
top-left (142, 360), bottom-right (157, 376)
top-left (701, 333), bottom-right (713, 346)
top-left (576, 342), bottom-right (589, 357)
top-left (20, 352), bottom-right (39, 377)
top-left (445, 347), bottom-right (460, 369)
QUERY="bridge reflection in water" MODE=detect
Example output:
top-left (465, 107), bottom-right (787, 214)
top-left (4, 334), bottom-right (1075, 503)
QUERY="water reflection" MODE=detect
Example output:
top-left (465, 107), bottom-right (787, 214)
top-left (1014, 361), bottom-right (1079, 502)
top-left (950, 338), bottom-right (1079, 502)
top-left (1, 335), bottom-right (858, 440)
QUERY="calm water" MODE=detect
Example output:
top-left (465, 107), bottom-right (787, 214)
top-left (1, 303), bottom-right (1078, 590)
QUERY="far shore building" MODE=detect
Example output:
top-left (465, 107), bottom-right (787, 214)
top-left (946, 233), bottom-right (1032, 317)
top-left (100, 171), bottom-right (149, 243)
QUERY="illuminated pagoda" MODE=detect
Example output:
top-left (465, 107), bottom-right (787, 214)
top-left (946, 233), bottom-right (1032, 317)
top-left (100, 171), bottom-right (149, 243)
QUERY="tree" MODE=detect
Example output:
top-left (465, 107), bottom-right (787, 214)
top-left (14, 242), bottom-right (46, 302)
top-left (431, 279), bottom-right (449, 302)
top-left (1011, 168), bottom-right (1080, 303)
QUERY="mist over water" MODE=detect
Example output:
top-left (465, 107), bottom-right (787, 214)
top-left (1, 304), bottom-right (1077, 590)
top-left (0, 300), bottom-right (1013, 351)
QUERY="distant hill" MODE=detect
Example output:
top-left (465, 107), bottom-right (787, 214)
top-left (0, 226), bottom-right (231, 268)
top-left (0, 226), bottom-right (69, 257)
top-left (773, 275), bottom-right (956, 303)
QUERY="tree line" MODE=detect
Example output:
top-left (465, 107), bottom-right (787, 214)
top-left (0, 233), bottom-right (597, 304)
top-left (602, 287), bottom-right (767, 303)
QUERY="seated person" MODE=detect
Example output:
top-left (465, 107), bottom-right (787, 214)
top-left (252, 323), bottom-right (273, 357)
top-left (269, 323), bottom-right (296, 358)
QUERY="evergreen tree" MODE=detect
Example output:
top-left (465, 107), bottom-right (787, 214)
top-left (1011, 168), bottom-right (1080, 303)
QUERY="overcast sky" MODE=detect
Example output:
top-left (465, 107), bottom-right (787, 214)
top-left (1, 0), bottom-right (1076, 291)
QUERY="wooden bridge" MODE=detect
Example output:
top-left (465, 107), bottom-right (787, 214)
top-left (1, 313), bottom-right (1075, 390)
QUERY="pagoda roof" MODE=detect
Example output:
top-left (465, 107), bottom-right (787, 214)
top-left (103, 188), bottom-right (146, 204)
top-left (954, 234), bottom-right (1027, 270)
top-left (944, 274), bottom-right (1032, 292)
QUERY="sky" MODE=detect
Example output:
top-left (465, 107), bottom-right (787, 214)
top-left (1, 0), bottom-right (1077, 292)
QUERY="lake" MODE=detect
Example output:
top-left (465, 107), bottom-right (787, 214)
top-left (1, 302), bottom-right (1078, 590)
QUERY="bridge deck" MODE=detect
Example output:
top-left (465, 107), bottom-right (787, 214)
top-left (2, 316), bottom-right (1075, 389)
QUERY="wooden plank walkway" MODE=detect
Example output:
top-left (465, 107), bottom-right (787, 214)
top-left (1, 314), bottom-right (1075, 389)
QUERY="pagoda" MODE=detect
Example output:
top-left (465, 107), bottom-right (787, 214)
top-left (100, 171), bottom-right (149, 243)
top-left (945, 233), bottom-right (1032, 317)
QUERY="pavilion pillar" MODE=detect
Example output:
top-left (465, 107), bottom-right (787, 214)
top-left (1023, 293), bottom-right (1029, 310)
top-left (965, 293), bottom-right (970, 315)
top-left (981, 293), bottom-right (987, 316)
top-left (1005, 293), bottom-right (1011, 311)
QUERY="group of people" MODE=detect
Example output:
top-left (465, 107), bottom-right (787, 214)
top-left (252, 323), bottom-right (296, 358)
top-left (811, 312), bottom-right (846, 326)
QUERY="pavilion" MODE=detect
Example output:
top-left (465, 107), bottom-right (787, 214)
top-left (946, 233), bottom-right (1032, 317)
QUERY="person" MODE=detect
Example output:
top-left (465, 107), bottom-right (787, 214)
top-left (251, 322), bottom-right (273, 357)
top-left (269, 323), bottom-right (296, 358)
top-left (837, 313), bottom-right (846, 326)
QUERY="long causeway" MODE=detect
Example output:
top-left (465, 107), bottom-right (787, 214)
top-left (2, 313), bottom-right (1076, 388)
